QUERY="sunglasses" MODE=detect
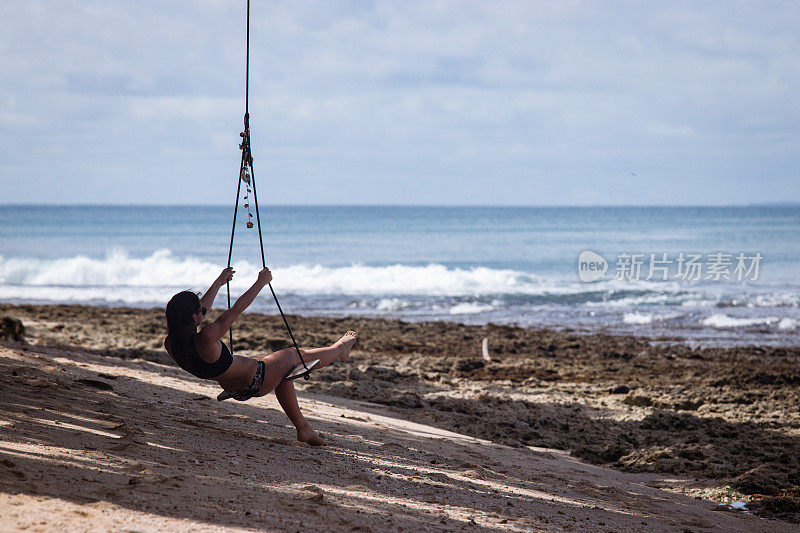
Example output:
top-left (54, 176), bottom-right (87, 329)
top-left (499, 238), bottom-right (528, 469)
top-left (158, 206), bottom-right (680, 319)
top-left (199, 306), bottom-right (207, 316)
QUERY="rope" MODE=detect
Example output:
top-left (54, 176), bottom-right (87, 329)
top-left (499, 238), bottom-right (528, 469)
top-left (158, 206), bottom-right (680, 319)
top-left (245, 0), bottom-right (250, 115)
top-left (225, 0), bottom-right (311, 379)
top-left (225, 148), bottom-right (246, 353)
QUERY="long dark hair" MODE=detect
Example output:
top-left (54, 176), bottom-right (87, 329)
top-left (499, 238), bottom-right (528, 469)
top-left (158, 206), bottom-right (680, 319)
top-left (165, 290), bottom-right (200, 360)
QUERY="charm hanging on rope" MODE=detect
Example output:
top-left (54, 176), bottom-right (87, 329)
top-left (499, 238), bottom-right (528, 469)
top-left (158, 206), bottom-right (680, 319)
top-left (240, 161), bottom-right (254, 228)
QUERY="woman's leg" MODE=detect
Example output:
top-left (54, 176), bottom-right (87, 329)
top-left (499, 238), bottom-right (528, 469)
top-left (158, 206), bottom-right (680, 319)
top-left (256, 331), bottom-right (357, 394)
top-left (273, 380), bottom-right (326, 446)
top-left (255, 346), bottom-right (333, 394)
top-left (300, 330), bottom-right (358, 370)
top-left (255, 331), bottom-right (356, 445)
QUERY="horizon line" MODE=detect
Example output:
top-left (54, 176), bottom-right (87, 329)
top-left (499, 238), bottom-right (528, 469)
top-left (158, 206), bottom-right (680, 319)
top-left (0, 202), bottom-right (798, 209)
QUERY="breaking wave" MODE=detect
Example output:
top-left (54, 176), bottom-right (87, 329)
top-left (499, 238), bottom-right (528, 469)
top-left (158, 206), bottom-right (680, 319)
top-left (0, 249), bottom-right (548, 298)
top-left (1, 249), bottom-right (798, 309)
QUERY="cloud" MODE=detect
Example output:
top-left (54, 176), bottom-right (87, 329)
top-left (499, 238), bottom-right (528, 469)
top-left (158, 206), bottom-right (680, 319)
top-left (0, 1), bottom-right (798, 204)
top-left (126, 96), bottom-right (239, 121)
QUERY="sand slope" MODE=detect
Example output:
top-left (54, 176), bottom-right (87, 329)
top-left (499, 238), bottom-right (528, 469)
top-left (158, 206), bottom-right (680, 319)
top-left (0, 339), bottom-right (788, 532)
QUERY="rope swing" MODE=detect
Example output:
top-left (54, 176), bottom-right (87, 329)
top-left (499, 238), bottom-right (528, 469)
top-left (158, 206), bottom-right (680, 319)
top-left (225, 0), bottom-right (314, 381)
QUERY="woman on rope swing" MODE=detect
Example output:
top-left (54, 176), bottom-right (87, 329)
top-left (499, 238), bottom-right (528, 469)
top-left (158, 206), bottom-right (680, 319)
top-left (165, 267), bottom-right (357, 446)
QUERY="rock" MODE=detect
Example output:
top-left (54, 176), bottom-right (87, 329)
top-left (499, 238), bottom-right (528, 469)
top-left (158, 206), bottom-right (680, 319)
top-left (76, 379), bottom-right (114, 391)
top-left (732, 464), bottom-right (787, 495)
top-left (391, 389), bottom-right (425, 408)
top-left (302, 485), bottom-right (325, 503)
top-left (0, 317), bottom-right (25, 341)
top-left (609, 384), bottom-right (630, 395)
top-left (364, 366), bottom-right (401, 381)
top-left (673, 399), bottom-right (704, 411)
top-left (348, 367), bottom-right (365, 381)
top-left (622, 395), bottom-right (653, 407)
top-left (573, 444), bottom-right (630, 464)
top-left (747, 496), bottom-right (800, 522)
top-left (454, 359), bottom-right (485, 372)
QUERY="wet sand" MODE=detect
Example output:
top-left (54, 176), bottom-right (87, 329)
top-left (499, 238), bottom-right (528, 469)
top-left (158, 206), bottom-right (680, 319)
top-left (1, 303), bottom-right (798, 530)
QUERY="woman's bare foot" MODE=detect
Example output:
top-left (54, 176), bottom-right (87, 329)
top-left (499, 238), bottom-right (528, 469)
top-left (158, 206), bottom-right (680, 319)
top-left (297, 425), bottom-right (327, 446)
top-left (334, 330), bottom-right (357, 362)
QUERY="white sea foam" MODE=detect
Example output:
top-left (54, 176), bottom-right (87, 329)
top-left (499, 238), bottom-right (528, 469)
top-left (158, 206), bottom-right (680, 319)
top-left (280, 263), bottom-right (547, 296)
top-left (777, 318), bottom-right (798, 331)
top-left (622, 312), bottom-right (654, 325)
top-left (0, 285), bottom-right (184, 307)
top-left (752, 293), bottom-right (800, 307)
top-left (0, 249), bottom-right (553, 298)
top-left (0, 249), bottom-right (227, 288)
top-left (680, 298), bottom-right (717, 308)
top-left (622, 312), bottom-right (683, 325)
top-left (700, 314), bottom-right (779, 329)
top-left (376, 298), bottom-right (411, 311)
top-left (449, 302), bottom-right (495, 315)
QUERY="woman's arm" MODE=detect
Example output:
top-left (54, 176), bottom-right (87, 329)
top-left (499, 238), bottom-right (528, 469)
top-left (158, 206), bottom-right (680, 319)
top-left (198, 267), bottom-right (272, 343)
top-left (200, 267), bottom-right (235, 310)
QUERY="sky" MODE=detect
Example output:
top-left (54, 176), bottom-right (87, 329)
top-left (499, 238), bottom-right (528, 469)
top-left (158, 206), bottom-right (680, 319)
top-left (1, 1), bottom-right (799, 206)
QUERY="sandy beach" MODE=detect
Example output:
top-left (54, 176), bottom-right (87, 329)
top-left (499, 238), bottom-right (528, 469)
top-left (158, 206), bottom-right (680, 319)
top-left (1, 303), bottom-right (798, 531)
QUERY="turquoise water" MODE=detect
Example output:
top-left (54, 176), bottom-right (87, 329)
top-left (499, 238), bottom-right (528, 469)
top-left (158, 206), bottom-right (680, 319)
top-left (1, 205), bottom-right (798, 345)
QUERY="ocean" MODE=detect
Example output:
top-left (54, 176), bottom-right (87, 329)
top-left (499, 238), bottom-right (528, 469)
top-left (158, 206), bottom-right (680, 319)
top-left (0, 205), bottom-right (798, 346)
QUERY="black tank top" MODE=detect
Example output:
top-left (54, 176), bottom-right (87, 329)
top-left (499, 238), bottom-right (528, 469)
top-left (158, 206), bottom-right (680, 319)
top-left (171, 334), bottom-right (233, 379)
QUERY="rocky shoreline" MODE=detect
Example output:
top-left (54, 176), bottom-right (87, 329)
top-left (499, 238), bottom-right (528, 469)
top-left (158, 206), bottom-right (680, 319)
top-left (3, 302), bottom-right (799, 523)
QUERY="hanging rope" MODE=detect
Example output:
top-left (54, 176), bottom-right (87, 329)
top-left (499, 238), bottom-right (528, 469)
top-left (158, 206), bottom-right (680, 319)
top-left (245, 0), bottom-right (250, 116)
top-left (225, 0), bottom-right (312, 380)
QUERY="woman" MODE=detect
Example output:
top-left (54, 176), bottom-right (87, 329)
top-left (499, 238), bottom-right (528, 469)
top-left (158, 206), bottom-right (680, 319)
top-left (165, 266), bottom-right (356, 446)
